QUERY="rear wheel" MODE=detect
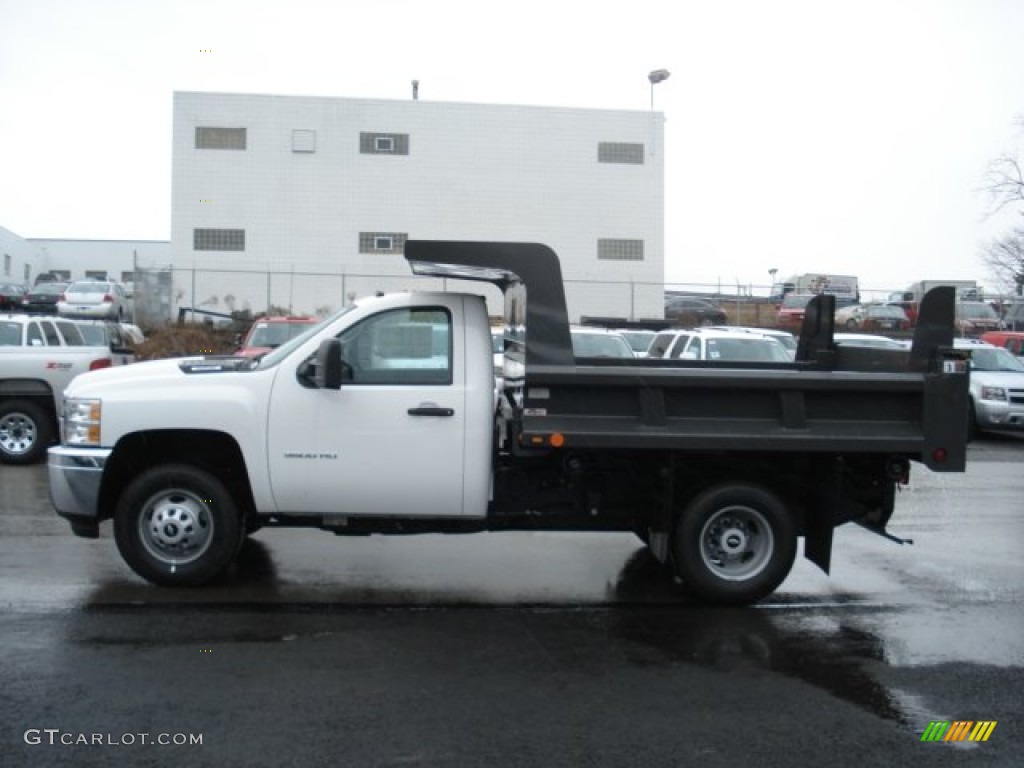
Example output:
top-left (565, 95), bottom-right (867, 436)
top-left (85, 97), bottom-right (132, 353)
top-left (673, 483), bottom-right (796, 605)
top-left (114, 464), bottom-right (243, 586)
top-left (0, 400), bottom-right (53, 465)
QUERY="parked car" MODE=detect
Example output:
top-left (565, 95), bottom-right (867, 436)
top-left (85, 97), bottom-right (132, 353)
top-left (0, 282), bottom-right (28, 311)
top-left (73, 320), bottom-right (139, 365)
top-left (664, 296), bottom-right (728, 327)
top-left (20, 282), bottom-right (69, 314)
top-left (832, 333), bottom-right (907, 350)
top-left (569, 328), bottom-right (635, 359)
top-left (56, 280), bottom-right (132, 321)
top-left (704, 326), bottom-right (797, 357)
top-left (956, 339), bottom-right (1024, 438)
top-left (834, 303), bottom-right (911, 332)
top-left (235, 316), bottom-right (320, 358)
top-left (955, 301), bottom-right (1003, 336)
top-left (647, 328), bottom-right (792, 362)
top-left (775, 293), bottom-right (817, 332)
top-left (980, 330), bottom-right (1024, 358)
top-left (0, 314), bottom-right (90, 347)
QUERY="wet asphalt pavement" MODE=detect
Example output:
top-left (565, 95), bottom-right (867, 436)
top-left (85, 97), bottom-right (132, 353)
top-left (1, 436), bottom-right (1022, 767)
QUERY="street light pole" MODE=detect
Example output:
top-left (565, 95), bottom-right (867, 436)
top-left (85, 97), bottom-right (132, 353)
top-left (648, 69), bottom-right (670, 110)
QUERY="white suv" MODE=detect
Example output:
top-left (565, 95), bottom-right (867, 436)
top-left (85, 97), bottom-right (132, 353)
top-left (956, 339), bottom-right (1024, 437)
top-left (646, 328), bottom-right (792, 363)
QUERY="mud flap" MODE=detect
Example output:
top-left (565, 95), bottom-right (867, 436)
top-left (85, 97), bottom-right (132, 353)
top-left (803, 458), bottom-right (843, 574)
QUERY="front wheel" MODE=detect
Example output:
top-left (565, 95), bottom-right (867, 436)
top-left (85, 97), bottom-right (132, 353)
top-left (114, 464), bottom-right (243, 586)
top-left (673, 483), bottom-right (796, 605)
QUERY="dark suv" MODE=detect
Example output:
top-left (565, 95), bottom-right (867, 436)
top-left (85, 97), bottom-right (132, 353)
top-left (664, 296), bottom-right (728, 327)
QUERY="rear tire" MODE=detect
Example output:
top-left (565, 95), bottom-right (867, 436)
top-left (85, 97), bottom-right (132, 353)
top-left (673, 483), bottom-right (796, 605)
top-left (0, 400), bottom-right (53, 465)
top-left (114, 464), bottom-right (243, 586)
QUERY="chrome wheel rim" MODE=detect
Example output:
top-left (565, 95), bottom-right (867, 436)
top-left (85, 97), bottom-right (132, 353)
top-left (138, 489), bottom-right (214, 566)
top-left (0, 412), bottom-right (36, 456)
top-left (699, 505), bottom-right (774, 581)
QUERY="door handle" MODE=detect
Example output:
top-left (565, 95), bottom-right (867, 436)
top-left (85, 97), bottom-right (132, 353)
top-left (407, 406), bottom-right (455, 417)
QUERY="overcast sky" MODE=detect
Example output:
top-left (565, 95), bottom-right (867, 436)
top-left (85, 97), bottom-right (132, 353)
top-left (2, 0), bottom-right (1023, 294)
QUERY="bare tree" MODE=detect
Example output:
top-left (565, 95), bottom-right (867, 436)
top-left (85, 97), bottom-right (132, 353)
top-left (983, 154), bottom-right (1024, 216)
top-left (981, 119), bottom-right (1024, 295)
top-left (980, 227), bottom-right (1024, 296)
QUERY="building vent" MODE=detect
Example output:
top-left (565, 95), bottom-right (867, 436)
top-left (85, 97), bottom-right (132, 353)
top-left (292, 129), bottom-right (316, 153)
top-left (597, 239), bottom-right (644, 261)
top-left (360, 133), bottom-right (410, 155)
top-left (359, 232), bottom-right (407, 254)
top-left (195, 127), bottom-right (247, 150)
top-left (598, 142), bottom-right (644, 164)
top-left (194, 228), bottom-right (246, 252)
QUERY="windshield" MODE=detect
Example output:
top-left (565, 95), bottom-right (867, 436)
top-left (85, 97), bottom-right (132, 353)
top-left (619, 330), bottom-right (656, 353)
top-left (571, 332), bottom-right (633, 358)
top-left (247, 320), bottom-right (319, 348)
top-left (959, 303), bottom-right (997, 320)
top-left (68, 282), bottom-right (112, 294)
top-left (33, 283), bottom-right (67, 295)
top-left (970, 347), bottom-right (1024, 372)
top-left (706, 337), bottom-right (791, 362)
top-left (257, 308), bottom-right (351, 368)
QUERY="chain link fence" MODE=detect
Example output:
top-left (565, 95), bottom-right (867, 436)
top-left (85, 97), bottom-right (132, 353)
top-left (131, 263), bottom-right (912, 331)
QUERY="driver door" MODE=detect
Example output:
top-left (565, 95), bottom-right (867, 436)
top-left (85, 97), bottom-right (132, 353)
top-left (266, 302), bottom-right (467, 517)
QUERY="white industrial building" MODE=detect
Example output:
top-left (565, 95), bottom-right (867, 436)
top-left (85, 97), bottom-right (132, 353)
top-left (1, 226), bottom-right (169, 291)
top-left (170, 91), bottom-right (666, 321)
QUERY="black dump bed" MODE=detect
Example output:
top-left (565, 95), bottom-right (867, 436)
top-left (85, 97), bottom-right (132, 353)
top-left (405, 240), bottom-right (969, 472)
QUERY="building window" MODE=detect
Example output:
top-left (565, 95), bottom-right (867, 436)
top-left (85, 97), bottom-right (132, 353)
top-left (194, 228), bottom-right (246, 251)
top-left (292, 129), bottom-right (316, 153)
top-left (360, 132), bottom-right (409, 155)
top-left (359, 232), bottom-right (407, 255)
top-left (195, 127), bottom-right (247, 150)
top-left (597, 239), bottom-right (644, 261)
top-left (23, 264), bottom-right (30, 282)
top-left (598, 142), bottom-right (644, 164)
top-left (3, 253), bottom-right (9, 276)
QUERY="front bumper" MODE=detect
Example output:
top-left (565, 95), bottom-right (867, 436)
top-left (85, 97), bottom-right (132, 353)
top-left (48, 446), bottom-right (111, 537)
top-left (975, 400), bottom-right (1024, 430)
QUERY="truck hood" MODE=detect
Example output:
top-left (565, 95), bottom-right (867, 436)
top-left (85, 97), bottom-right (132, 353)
top-left (65, 356), bottom-right (253, 398)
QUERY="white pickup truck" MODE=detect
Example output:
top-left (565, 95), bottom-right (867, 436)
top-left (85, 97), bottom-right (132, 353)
top-left (1, 314), bottom-right (118, 464)
top-left (48, 242), bottom-right (970, 604)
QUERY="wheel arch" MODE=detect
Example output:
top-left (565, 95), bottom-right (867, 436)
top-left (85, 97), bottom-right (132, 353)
top-left (100, 430), bottom-right (256, 523)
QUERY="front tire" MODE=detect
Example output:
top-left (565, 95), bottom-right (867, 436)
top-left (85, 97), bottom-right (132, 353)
top-left (0, 400), bottom-right (53, 465)
top-left (673, 483), bottom-right (796, 605)
top-left (114, 464), bottom-right (243, 586)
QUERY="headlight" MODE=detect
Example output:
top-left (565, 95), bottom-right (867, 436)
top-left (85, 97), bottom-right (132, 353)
top-left (64, 398), bottom-right (102, 446)
top-left (980, 386), bottom-right (1006, 402)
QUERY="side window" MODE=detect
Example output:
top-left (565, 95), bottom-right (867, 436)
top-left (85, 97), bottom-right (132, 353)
top-left (336, 307), bottom-right (452, 385)
top-left (40, 321), bottom-right (61, 346)
top-left (680, 338), bottom-right (701, 360)
top-left (27, 323), bottom-right (44, 346)
top-left (56, 321), bottom-right (87, 346)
